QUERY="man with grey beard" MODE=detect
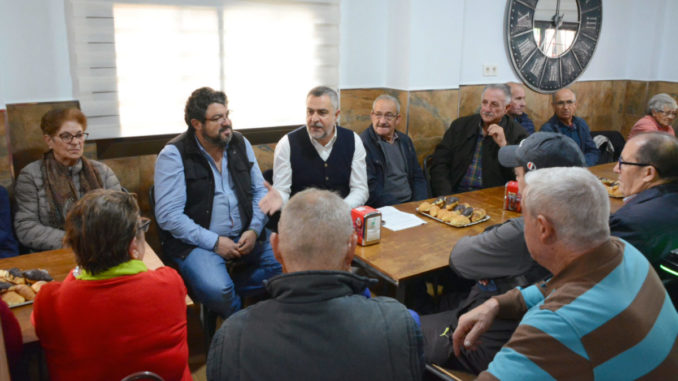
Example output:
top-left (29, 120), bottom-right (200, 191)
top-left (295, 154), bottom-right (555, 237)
top-left (154, 87), bottom-right (281, 319)
top-left (272, 86), bottom-right (368, 209)
top-left (430, 84), bottom-right (528, 196)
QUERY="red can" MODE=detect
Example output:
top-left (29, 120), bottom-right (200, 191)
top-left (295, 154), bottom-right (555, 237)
top-left (504, 181), bottom-right (521, 212)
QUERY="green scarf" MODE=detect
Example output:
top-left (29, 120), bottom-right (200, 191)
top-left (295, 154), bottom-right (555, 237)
top-left (75, 259), bottom-right (147, 280)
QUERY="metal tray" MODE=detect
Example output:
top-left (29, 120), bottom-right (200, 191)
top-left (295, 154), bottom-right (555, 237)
top-left (8, 300), bottom-right (33, 309)
top-left (416, 208), bottom-right (490, 228)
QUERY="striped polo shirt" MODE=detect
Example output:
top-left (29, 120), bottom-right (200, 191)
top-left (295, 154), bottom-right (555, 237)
top-left (479, 238), bottom-right (678, 380)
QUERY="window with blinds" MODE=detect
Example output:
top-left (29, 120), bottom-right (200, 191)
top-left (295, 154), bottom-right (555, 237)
top-left (65, 0), bottom-right (340, 139)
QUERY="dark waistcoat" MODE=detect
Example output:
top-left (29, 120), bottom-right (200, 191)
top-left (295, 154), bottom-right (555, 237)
top-left (161, 130), bottom-right (253, 259)
top-left (288, 126), bottom-right (354, 198)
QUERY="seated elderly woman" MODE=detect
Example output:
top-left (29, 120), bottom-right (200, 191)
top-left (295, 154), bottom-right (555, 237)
top-left (629, 93), bottom-right (677, 139)
top-left (33, 189), bottom-right (191, 380)
top-left (14, 108), bottom-right (121, 251)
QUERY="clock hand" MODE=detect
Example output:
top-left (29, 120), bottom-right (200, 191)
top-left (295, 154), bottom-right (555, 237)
top-left (542, 0), bottom-right (563, 56)
top-left (551, 0), bottom-right (562, 56)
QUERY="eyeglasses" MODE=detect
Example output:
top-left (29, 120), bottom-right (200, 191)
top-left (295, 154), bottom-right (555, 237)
top-left (555, 100), bottom-right (575, 107)
top-left (657, 110), bottom-right (677, 117)
top-left (617, 157), bottom-right (653, 169)
top-left (206, 110), bottom-right (231, 124)
top-left (137, 217), bottom-right (151, 233)
top-left (371, 112), bottom-right (398, 121)
top-left (56, 132), bottom-right (89, 144)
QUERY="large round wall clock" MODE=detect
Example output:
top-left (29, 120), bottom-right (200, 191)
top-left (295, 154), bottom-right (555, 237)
top-left (506, 0), bottom-right (602, 93)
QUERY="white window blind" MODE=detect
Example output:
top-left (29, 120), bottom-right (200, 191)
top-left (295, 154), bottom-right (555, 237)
top-left (65, 0), bottom-right (340, 139)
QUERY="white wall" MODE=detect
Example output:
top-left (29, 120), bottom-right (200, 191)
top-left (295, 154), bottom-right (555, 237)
top-left (340, 0), bottom-right (677, 89)
top-left (339, 0), bottom-right (388, 89)
top-left (408, 0), bottom-right (464, 90)
top-left (0, 0), bottom-right (676, 109)
top-left (0, 0), bottom-right (72, 109)
top-left (655, 0), bottom-right (678, 82)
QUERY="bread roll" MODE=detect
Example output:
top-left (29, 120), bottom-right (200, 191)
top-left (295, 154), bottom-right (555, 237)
top-left (10, 284), bottom-right (35, 301)
top-left (31, 280), bottom-right (48, 293)
top-left (448, 214), bottom-right (471, 227)
top-left (471, 208), bottom-right (487, 222)
top-left (1, 291), bottom-right (25, 306)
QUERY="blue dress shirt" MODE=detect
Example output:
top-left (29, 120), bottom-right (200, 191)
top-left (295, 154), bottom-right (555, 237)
top-left (154, 136), bottom-right (267, 250)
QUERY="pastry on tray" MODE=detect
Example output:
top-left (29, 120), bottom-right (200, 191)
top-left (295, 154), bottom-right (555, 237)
top-left (417, 199), bottom-right (489, 227)
top-left (0, 268), bottom-right (52, 307)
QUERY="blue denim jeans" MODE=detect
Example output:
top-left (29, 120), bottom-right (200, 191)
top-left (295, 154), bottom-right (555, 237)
top-left (172, 239), bottom-right (282, 318)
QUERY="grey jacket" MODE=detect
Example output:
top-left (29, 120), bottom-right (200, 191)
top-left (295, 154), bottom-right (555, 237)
top-left (450, 218), bottom-right (532, 279)
top-left (14, 158), bottom-right (121, 251)
top-left (449, 217), bottom-right (549, 293)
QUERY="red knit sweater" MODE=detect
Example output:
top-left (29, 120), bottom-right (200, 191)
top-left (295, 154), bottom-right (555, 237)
top-left (33, 266), bottom-right (191, 381)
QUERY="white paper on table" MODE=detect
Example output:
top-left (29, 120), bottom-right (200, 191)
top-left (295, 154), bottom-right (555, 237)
top-left (377, 206), bottom-right (427, 231)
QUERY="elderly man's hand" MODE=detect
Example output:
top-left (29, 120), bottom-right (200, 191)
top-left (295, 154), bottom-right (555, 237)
top-left (215, 236), bottom-right (241, 259)
top-left (452, 298), bottom-right (500, 357)
top-left (487, 124), bottom-right (507, 147)
top-left (236, 230), bottom-right (257, 255)
top-left (258, 181), bottom-right (283, 215)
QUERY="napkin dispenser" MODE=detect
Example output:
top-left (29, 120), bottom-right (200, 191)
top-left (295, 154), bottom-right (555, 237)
top-left (351, 206), bottom-right (381, 246)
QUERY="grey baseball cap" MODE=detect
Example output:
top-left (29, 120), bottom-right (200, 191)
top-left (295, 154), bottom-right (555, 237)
top-left (498, 132), bottom-right (586, 171)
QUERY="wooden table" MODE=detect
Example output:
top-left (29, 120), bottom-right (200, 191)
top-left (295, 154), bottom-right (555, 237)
top-left (1, 242), bottom-right (166, 344)
top-left (354, 163), bottom-right (625, 301)
top-left (354, 186), bottom-right (521, 301)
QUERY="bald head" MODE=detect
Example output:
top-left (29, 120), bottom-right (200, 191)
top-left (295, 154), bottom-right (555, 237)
top-left (630, 133), bottom-right (678, 181)
top-left (552, 88), bottom-right (577, 125)
top-left (273, 189), bottom-right (355, 272)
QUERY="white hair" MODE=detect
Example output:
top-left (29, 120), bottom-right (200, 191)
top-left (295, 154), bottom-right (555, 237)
top-left (372, 94), bottom-right (401, 114)
top-left (278, 188), bottom-right (353, 269)
top-left (647, 93), bottom-right (678, 114)
top-left (481, 84), bottom-right (511, 106)
top-left (308, 86), bottom-right (339, 111)
top-left (522, 167), bottom-right (610, 250)
top-left (551, 88), bottom-right (577, 103)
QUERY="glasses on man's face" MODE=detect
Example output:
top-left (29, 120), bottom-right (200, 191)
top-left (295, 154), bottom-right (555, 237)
top-left (555, 100), bottom-right (575, 107)
top-left (617, 157), bottom-right (652, 170)
top-left (137, 217), bottom-right (151, 233)
top-left (56, 132), bottom-right (89, 144)
top-left (371, 111), bottom-right (398, 122)
top-left (206, 110), bottom-right (231, 124)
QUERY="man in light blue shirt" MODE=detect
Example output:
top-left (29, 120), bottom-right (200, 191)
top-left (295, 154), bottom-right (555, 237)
top-left (154, 87), bottom-right (281, 318)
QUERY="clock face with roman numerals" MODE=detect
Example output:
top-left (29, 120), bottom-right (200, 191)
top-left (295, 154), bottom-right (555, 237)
top-left (506, 0), bottom-right (602, 93)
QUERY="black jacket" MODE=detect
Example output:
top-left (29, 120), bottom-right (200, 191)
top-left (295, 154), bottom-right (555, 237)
top-left (610, 181), bottom-right (678, 273)
top-left (430, 114), bottom-right (527, 196)
top-left (207, 271), bottom-right (424, 381)
top-left (360, 126), bottom-right (428, 207)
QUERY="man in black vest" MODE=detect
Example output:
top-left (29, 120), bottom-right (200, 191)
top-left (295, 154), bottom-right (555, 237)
top-left (154, 87), bottom-right (281, 318)
top-left (272, 86), bottom-right (368, 209)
